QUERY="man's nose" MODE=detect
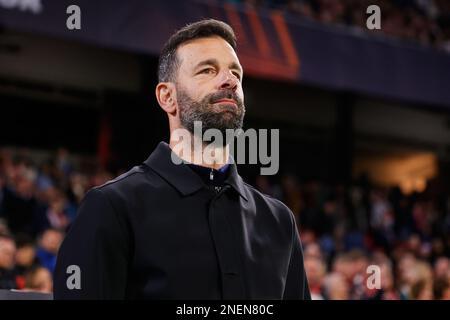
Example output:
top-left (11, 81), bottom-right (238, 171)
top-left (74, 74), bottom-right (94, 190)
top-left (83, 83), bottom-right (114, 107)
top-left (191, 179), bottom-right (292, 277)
top-left (218, 71), bottom-right (238, 91)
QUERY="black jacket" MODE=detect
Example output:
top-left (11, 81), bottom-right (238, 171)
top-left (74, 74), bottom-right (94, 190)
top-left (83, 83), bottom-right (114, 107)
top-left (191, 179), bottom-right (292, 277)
top-left (54, 142), bottom-right (310, 299)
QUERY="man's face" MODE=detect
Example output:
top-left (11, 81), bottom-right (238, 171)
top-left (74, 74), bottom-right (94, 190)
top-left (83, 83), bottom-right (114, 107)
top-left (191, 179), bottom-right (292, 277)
top-left (174, 36), bottom-right (245, 138)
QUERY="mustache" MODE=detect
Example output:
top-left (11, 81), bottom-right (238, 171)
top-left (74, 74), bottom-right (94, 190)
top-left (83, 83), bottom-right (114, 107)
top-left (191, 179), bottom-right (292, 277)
top-left (207, 90), bottom-right (242, 105)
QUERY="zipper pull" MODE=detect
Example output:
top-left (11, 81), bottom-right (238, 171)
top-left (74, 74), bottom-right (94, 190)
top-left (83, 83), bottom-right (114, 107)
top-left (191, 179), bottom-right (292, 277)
top-left (210, 168), bottom-right (214, 181)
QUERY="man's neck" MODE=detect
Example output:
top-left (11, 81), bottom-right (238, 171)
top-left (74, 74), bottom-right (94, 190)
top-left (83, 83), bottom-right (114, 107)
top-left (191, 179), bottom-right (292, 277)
top-left (169, 133), bottom-right (230, 170)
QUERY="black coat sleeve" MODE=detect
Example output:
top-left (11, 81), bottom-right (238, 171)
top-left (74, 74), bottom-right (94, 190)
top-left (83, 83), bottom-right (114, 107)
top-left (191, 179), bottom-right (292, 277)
top-left (283, 213), bottom-right (311, 300)
top-left (54, 188), bottom-right (130, 299)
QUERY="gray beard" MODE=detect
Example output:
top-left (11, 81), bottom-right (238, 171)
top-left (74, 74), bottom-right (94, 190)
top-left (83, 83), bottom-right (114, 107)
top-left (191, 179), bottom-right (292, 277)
top-left (177, 87), bottom-right (245, 145)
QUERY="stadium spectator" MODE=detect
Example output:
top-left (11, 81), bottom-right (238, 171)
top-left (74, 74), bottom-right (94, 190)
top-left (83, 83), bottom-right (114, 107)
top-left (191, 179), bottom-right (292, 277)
top-left (35, 228), bottom-right (64, 274)
top-left (13, 234), bottom-right (38, 289)
top-left (24, 266), bottom-right (53, 294)
top-left (322, 272), bottom-right (350, 299)
top-left (0, 235), bottom-right (16, 289)
top-left (304, 254), bottom-right (327, 299)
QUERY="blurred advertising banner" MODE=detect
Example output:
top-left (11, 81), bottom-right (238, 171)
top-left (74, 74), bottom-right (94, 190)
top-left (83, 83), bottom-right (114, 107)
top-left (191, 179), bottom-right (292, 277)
top-left (1, 0), bottom-right (449, 107)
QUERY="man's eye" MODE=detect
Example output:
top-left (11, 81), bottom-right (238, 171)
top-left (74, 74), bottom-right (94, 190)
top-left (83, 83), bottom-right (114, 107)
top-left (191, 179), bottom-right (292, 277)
top-left (199, 68), bottom-right (215, 75)
top-left (233, 72), bottom-right (242, 80)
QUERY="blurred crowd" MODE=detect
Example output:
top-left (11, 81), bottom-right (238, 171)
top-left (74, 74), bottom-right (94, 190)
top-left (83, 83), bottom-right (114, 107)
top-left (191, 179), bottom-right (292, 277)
top-left (1, 147), bottom-right (450, 299)
top-left (0, 148), bottom-right (112, 294)
top-left (255, 173), bottom-right (450, 299)
top-left (225, 0), bottom-right (450, 51)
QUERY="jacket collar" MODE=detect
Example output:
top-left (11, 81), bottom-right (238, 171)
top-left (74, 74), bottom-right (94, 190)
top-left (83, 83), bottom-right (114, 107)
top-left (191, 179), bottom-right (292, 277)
top-left (143, 142), bottom-right (248, 201)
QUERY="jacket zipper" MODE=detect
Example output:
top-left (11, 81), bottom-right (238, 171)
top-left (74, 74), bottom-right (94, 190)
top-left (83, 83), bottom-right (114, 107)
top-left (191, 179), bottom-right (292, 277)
top-left (210, 168), bottom-right (222, 194)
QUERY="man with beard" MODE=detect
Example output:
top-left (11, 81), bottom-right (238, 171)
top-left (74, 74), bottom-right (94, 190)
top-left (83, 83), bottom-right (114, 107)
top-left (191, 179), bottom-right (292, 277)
top-left (54, 19), bottom-right (310, 300)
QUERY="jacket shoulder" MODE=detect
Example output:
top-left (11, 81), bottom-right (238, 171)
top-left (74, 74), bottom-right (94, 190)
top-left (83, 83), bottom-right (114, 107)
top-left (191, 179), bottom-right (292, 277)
top-left (92, 164), bottom-right (148, 195)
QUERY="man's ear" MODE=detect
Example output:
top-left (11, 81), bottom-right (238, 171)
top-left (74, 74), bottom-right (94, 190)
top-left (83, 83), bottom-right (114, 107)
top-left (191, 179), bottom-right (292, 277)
top-left (155, 82), bottom-right (177, 115)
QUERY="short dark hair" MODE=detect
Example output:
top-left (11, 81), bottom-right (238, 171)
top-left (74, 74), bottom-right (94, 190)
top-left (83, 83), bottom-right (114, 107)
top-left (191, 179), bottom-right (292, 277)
top-left (157, 19), bottom-right (237, 83)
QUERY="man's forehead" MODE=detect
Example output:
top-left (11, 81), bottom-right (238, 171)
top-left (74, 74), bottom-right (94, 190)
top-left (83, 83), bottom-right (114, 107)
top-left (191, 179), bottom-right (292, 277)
top-left (177, 36), bottom-right (241, 68)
